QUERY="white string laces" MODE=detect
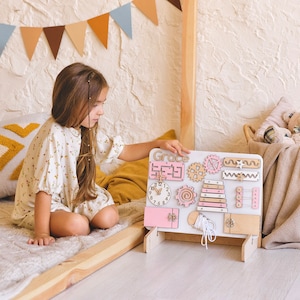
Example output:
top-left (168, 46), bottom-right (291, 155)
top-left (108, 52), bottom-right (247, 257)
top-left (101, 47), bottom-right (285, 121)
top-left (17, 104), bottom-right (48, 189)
top-left (193, 213), bottom-right (217, 249)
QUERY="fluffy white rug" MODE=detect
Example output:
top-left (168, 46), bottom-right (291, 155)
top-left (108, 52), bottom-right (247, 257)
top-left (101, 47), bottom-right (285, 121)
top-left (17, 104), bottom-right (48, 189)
top-left (0, 199), bottom-right (145, 299)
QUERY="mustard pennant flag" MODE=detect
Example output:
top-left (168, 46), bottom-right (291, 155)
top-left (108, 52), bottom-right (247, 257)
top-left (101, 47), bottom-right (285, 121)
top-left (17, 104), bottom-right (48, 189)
top-left (65, 21), bottom-right (87, 56)
top-left (133, 0), bottom-right (158, 26)
top-left (87, 13), bottom-right (109, 49)
top-left (43, 25), bottom-right (65, 59)
top-left (20, 27), bottom-right (43, 60)
top-left (167, 0), bottom-right (182, 11)
top-left (110, 3), bottom-right (132, 39)
top-left (0, 23), bottom-right (16, 56)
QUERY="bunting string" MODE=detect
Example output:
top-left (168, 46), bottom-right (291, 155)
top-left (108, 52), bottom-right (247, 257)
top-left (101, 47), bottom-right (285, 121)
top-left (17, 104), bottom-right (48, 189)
top-left (0, 0), bottom-right (181, 60)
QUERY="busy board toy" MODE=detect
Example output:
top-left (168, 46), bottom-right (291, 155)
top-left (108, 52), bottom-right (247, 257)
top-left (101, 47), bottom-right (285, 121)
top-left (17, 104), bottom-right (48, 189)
top-left (144, 149), bottom-right (263, 261)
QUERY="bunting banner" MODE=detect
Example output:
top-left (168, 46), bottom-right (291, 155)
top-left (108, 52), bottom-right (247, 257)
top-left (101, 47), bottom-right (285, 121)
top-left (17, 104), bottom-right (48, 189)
top-left (110, 3), bottom-right (132, 39)
top-left (65, 21), bottom-right (87, 56)
top-left (133, 0), bottom-right (159, 26)
top-left (0, 0), bottom-right (181, 60)
top-left (87, 14), bottom-right (110, 49)
top-left (20, 27), bottom-right (43, 60)
top-left (43, 26), bottom-right (65, 59)
top-left (0, 24), bottom-right (16, 56)
top-left (167, 0), bottom-right (182, 11)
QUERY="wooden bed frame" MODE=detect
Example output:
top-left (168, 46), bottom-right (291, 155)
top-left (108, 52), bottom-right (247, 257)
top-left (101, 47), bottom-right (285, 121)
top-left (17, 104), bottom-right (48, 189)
top-left (13, 1), bottom-right (197, 299)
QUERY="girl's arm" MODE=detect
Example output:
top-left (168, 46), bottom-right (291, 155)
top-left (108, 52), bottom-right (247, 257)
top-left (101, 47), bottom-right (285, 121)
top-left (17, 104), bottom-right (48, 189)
top-left (118, 139), bottom-right (190, 162)
top-left (28, 191), bottom-right (55, 246)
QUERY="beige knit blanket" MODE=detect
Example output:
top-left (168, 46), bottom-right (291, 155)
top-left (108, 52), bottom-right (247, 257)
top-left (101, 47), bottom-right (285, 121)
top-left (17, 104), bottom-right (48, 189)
top-left (249, 140), bottom-right (300, 249)
top-left (0, 199), bottom-right (145, 299)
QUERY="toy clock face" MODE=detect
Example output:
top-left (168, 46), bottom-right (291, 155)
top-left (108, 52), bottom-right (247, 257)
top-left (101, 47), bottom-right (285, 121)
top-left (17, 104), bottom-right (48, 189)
top-left (148, 182), bottom-right (171, 206)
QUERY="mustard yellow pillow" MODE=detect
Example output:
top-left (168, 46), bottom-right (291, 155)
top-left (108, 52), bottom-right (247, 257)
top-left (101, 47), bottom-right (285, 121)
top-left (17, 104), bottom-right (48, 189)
top-left (96, 129), bottom-right (177, 205)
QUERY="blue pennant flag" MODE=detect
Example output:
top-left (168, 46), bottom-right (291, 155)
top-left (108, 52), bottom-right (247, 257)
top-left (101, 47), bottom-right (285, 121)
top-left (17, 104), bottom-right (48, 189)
top-left (0, 23), bottom-right (16, 56)
top-left (110, 3), bottom-right (132, 39)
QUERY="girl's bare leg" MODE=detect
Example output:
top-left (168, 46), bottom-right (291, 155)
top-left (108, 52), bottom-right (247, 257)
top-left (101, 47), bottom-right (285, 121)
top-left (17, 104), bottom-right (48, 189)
top-left (90, 204), bottom-right (119, 229)
top-left (50, 210), bottom-right (90, 237)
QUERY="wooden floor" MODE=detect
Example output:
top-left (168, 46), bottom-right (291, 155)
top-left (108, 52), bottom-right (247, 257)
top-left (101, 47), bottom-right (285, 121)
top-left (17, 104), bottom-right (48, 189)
top-left (52, 240), bottom-right (300, 300)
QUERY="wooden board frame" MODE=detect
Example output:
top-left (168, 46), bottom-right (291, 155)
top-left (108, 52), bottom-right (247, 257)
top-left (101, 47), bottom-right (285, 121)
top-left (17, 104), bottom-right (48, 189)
top-left (11, 2), bottom-right (198, 299)
top-left (144, 227), bottom-right (261, 262)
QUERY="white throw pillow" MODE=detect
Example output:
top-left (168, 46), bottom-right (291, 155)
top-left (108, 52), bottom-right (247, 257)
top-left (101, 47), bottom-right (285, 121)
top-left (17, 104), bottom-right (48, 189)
top-left (254, 97), bottom-right (295, 142)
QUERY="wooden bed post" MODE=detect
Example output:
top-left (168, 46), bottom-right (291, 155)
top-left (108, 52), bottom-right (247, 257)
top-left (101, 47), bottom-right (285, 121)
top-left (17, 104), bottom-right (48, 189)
top-left (144, 0), bottom-right (198, 254)
top-left (180, 0), bottom-right (197, 150)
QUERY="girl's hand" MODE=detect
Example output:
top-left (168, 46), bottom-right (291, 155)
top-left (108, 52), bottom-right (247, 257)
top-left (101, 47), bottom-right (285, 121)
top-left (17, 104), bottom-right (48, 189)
top-left (28, 234), bottom-right (55, 246)
top-left (159, 140), bottom-right (190, 156)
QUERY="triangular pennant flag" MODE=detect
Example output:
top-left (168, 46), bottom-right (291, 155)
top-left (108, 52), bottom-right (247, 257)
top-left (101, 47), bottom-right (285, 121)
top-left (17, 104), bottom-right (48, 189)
top-left (20, 27), bottom-right (43, 60)
top-left (133, 0), bottom-right (158, 25)
top-left (43, 25), bottom-right (65, 59)
top-left (65, 21), bottom-right (87, 56)
top-left (87, 13), bottom-right (109, 49)
top-left (0, 23), bottom-right (16, 56)
top-left (110, 3), bottom-right (132, 39)
top-left (167, 0), bottom-right (182, 11)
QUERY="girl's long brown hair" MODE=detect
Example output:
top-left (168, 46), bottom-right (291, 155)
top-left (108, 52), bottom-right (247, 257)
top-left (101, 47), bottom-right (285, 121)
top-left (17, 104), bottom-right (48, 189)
top-left (52, 62), bottom-right (108, 205)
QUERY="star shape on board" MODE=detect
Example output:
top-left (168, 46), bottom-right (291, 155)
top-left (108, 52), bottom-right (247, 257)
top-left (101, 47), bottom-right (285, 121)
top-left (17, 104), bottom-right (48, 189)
top-left (236, 160), bottom-right (245, 169)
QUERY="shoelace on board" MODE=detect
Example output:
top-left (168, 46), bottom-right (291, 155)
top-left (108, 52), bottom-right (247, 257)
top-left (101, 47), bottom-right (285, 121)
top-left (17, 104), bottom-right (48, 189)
top-left (193, 213), bottom-right (217, 249)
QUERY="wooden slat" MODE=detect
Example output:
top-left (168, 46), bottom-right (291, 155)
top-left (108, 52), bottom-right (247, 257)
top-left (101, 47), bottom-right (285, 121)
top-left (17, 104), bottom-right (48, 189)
top-left (164, 232), bottom-right (244, 247)
top-left (14, 221), bottom-right (145, 300)
top-left (180, 0), bottom-right (197, 149)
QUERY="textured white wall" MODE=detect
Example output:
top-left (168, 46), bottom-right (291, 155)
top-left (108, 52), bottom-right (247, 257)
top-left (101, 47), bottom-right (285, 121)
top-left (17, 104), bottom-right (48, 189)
top-left (196, 0), bottom-right (300, 152)
top-left (0, 0), bottom-right (182, 144)
top-left (1, 1), bottom-right (300, 152)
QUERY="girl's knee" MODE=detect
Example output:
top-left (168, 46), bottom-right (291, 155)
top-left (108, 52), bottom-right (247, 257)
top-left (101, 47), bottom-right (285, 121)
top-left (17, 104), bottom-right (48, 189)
top-left (67, 214), bottom-right (90, 235)
top-left (91, 205), bottom-right (119, 229)
top-left (51, 211), bottom-right (90, 237)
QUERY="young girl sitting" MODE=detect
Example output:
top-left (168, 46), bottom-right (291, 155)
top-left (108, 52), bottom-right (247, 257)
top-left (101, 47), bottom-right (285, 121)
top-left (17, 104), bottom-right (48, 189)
top-left (11, 62), bottom-right (189, 246)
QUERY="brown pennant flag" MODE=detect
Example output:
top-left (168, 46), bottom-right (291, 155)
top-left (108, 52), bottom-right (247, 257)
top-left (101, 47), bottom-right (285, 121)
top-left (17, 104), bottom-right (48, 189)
top-left (133, 0), bottom-right (158, 25)
top-left (167, 0), bottom-right (182, 11)
top-left (87, 13), bottom-right (109, 49)
top-left (20, 27), bottom-right (43, 60)
top-left (65, 21), bottom-right (87, 56)
top-left (43, 25), bottom-right (65, 59)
